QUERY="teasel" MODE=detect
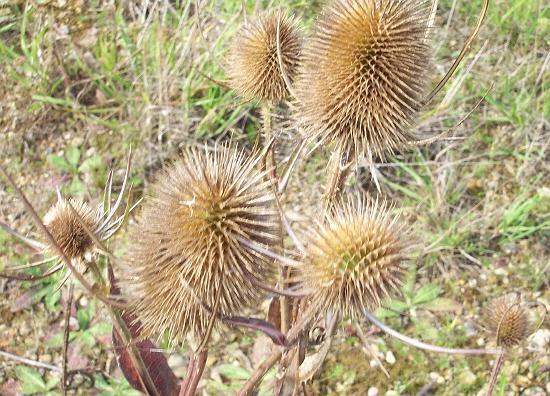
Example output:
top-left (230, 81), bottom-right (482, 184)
top-left (299, 195), bottom-right (410, 319)
top-left (295, 0), bottom-right (433, 163)
top-left (484, 294), bottom-right (533, 348)
top-left (227, 10), bottom-right (301, 102)
top-left (122, 143), bottom-right (281, 345)
top-left (0, 158), bottom-right (136, 286)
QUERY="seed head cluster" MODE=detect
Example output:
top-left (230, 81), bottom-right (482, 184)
top-left (228, 10), bottom-right (301, 102)
top-left (122, 144), bottom-right (280, 344)
top-left (485, 294), bottom-right (532, 348)
top-left (296, 0), bottom-right (432, 161)
top-left (44, 198), bottom-right (100, 260)
top-left (300, 196), bottom-right (409, 318)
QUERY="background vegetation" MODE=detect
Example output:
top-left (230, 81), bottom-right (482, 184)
top-left (0, 0), bottom-right (548, 394)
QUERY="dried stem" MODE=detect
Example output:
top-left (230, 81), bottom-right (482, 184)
top-left (88, 262), bottom-right (160, 396)
top-left (237, 302), bottom-right (318, 395)
top-left (486, 351), bottom-right (506, 396)
top-left (61, 283), bottom-right (74, 395)
top-left (323, 147), bottom-right (353, 214)
top-left (179, 349), bottom-right (209, 396)
top-left (364, 311), bottom-right (502, 355)
top-left (0, 350), bottom-right (61, 372)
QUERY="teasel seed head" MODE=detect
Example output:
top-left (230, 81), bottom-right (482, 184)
top-left (43, 198), bottom-right (101, 260)
top-left (228, 10), bottom-right (301, 102)
top-left (123, 144), bottom-right (280, 344)
top-left (296, 0), bottom-right (432, 161)
top-left (485, 294), bottom-right (533, 348)
top-left (300, 195), bottom-right (410, 319)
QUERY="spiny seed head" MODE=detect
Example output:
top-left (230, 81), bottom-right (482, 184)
top-left (296, 0), bottom-right (432, 161)
top-left (228, 10), bottom-right (301, 102)
top-left (43, 198), bottom-right (100, 259)
top-left (300, 196), bottom-right (409, 318)
top-left (123, 144), bottom-right (280, 344)
top-left (485, 294), bottom-right (532, 348)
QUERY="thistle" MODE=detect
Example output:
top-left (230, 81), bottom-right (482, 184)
top-left (228, 10), bottom-right (301, 102)
top-left (122, 144), bottom-right (280, 344)
top-left (296, 0), bottom-right (432, 161)
top-left (485, 294), bottom-right (533, 348)
top-left (300, 195), bottom-right (409, 318)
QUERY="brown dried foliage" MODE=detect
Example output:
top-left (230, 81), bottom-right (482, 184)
top-left (300, 196), bottom-right (409, 319)
top-left (296, 0), bottom-right (432, 161)
top-left (485, 294), bottom-right (533, 348)
top-left (44, 198), bottom-right (100, 259)
top-left (122, 144), bottom-right (281, 344)
top-left (228, 10), bottom-right (301, 102)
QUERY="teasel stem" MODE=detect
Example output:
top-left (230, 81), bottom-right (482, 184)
top-left (323, 146), bottom-right (353, 215)
top-left (179, 349), bottom-right (209, 396)
top-left (486, 351), bottom-right (506, 396)
top-left (88, 261), bottom-right (160, 396)
top-left (237, 302), bottom-right (318, 396)
top-left (364, 311), bottom-right (502, 355)
top-left (61, 283), bottom-right (73, 395)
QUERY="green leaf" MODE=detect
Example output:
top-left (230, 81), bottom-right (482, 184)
top-left (79, 154), bottom-right (103, 173)
top-left (217, 364), bottom-right (250, 380)
top-left (68, 177), bottom-right (86, 195)
top-left (376, 300), bottom-right (408, 318)
top-left (77, 308), bottom-right (91, 330)
top-left (44, 288), bottom-right (61, 312)
top-left (15, 366), bottom-right (47, 394)
top-left (402, 267), bottom-right (417, 297)
top-left (65, 146), bottom-right (81, 167)
top-left (89, 322), bottom-right (112, 336)
top-left (47, 154), bottom-right (71, 172)
top-left (412, 284), bottom-right (441, 306)
top-left (76, 330), bottom-right (96, 347)
top-left (421, 297), bottom-right (462, 312)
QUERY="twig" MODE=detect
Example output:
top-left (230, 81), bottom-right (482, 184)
top-left (179, 349), bottom-right (209, 396)
top-left (0, 350), bottom-right (61, 372)
top-left (486, 351), bottom-right (505, 396)
top-left (61, 283), bottom-right (74, 395)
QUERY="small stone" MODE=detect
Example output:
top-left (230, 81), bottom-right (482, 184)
top-left (464, 321), bottom-right (477, 337)
top-left (41, 354), bottom-right (52, 363)
top-left (369, 359), bottom-right (380, 368)
top-left (385, 351), bottom-right (396, 365)
top-left (79, 296), bottom-right (88, 307)
top-left (459, 369), bottom-right (477, 386)
top-left (520, 387), bottom-right (545, 396)
top-left (385, 391), bottom-right (398, 396)
top-left (429, 371), bottom-right (445, 385)
top-left (476, 337), bottom-right (485, 346)
top-left (528, 329), bottom-right (550, 352)
top-left (494, 268), bottom-right (508, 276)
top-left (368, 387), bottom-right (379, 396)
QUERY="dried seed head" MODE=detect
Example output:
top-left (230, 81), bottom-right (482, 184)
top-left (123, 144), bottom-right (280, 344)
top-left (300, 196), bottom-right (409, 318)
top-left (296, 0), bottom-right (432, 161)
top-left (228, 10), bottom-right (301, 102)
top-left (44, 198), bottom-right (101, 259)
top-left (485, 294), bottom-right (532, 348)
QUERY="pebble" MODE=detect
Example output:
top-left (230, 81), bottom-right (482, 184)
top-left (369, 359), bottom-right (380, 368)
top-left (41, 354), bottom-right (52, 363)
top-left (367, 387), bottom-right (379, 396)
top-left (528, 329), bottom-right (550, 352)
top-left (476, 337), bottom-right (485, 346)
top-left (429, 371), bottom-right (445, 384)
top-left (458, 369), bottom-right (477, 386)
top-left (520, 387), bottom-right (545, 396)
top-left (385, 391), bottom-right (398, 396)
top-left (464, 320), bottom-right (477, 337)
top-left (385, 351), bottom-right (396, 365)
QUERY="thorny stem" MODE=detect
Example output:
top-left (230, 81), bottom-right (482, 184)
top-left (486, 351), bottom-right (506, 396)
top-left (61, 283), bottom-right (74, 396)
top-left (88, 262), bottom-right (160, 396)
top-left (364, 311), bottom-right (502, 355)
top-left (237, 303), bottom-right (318, 396)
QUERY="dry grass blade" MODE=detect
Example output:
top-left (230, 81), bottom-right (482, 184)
top-left (424, 0), bottom-right (490, 104)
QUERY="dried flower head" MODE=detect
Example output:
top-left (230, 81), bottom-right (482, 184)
top-left (123, 144), bottom-right (280, 344)
top-left (485, 294), bottom-right (532, 348)
top-left (300, 196), bottom-right (409, 318)
top-left (44, 198), bottom-right (101, 259)
top-left (228, 10), bottom-right (301, 102)
top-left (296, 0), bottom-right (432, 161)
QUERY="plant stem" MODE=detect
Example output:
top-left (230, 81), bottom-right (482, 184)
top-left (89, 262), bottom-right (159, 396)
top-left (323, 147), bottom-right (353, 214)
top-left (179, 349), bottom-right (209, 396)
top-left (364, 311), bottom-right (502, 355)
top-left (61, 283), bottom-right (74, 395)
top-left (237, 303), bottom-right (318, 396)
top-left (486, 351), bottom-right (506, 396)
top-left (0, 350), bottom-right (61, 372)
